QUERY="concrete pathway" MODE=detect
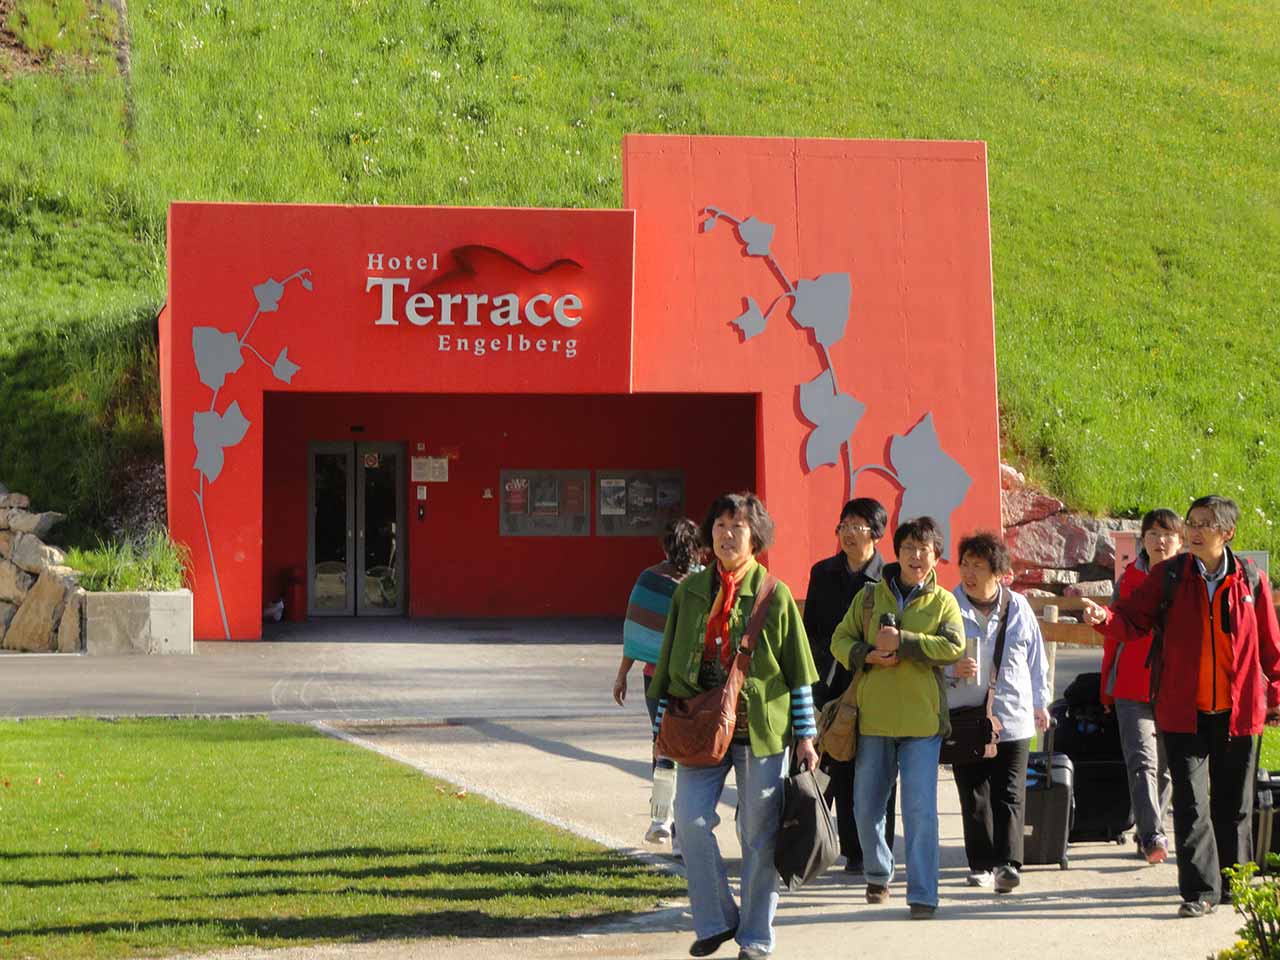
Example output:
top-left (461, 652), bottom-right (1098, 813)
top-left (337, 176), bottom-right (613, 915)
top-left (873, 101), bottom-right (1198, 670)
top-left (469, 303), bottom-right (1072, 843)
top-left (277, 712), bottom-right (1238, 960)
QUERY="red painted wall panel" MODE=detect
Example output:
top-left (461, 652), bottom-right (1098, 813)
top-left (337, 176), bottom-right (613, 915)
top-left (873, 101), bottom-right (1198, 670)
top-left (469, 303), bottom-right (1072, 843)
top-left (261, 393), bottom-right (756, 618)
top-left (623, 135), bottom-right (1002, 590)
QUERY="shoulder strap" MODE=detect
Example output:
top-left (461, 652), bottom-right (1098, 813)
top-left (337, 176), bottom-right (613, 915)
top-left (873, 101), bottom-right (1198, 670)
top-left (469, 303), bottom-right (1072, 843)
top-left (1242, 557), bottom-right (1263, 596)
top-left (862, 586), bottom-right (877, 640)
top-left (737, 574), bottom-right (778, 654)
top-left (990, 587), bottom-right (1012, 679)
top-left (1144, 557), bottom-right (1182, 670)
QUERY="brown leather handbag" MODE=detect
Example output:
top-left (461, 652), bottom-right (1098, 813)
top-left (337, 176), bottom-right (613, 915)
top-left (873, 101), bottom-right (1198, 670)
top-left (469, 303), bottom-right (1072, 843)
top-left (655, 575), bottom-right (778, 767)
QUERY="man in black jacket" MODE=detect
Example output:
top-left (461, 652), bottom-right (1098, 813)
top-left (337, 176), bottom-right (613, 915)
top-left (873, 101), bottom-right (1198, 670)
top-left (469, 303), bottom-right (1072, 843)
top-left (804, 497), bottom-right (896, 873)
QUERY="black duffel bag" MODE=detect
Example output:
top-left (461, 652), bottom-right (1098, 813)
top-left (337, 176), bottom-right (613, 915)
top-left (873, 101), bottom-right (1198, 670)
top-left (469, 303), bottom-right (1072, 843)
top-left (775, 759), bottom-right (839, 890)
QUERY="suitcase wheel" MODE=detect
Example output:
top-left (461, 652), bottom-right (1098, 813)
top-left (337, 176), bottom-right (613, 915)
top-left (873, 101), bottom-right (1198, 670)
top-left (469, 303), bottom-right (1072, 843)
top-left (1059, 857), bottom-right (1069, 870)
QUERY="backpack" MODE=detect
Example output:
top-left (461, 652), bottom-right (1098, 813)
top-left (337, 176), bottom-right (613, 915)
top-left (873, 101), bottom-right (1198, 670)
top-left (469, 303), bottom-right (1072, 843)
top-left (1145, 553), bottom-right (1264, 705)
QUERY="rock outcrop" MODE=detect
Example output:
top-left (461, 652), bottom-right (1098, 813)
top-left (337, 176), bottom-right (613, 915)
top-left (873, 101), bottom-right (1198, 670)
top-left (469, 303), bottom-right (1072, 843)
top-left (0, 488), bottom-right (80, 653)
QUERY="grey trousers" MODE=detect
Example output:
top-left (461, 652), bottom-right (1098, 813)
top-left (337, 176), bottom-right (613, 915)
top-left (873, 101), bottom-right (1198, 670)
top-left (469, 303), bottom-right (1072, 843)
top-left (1115, 698), bottom-right (1172, 845)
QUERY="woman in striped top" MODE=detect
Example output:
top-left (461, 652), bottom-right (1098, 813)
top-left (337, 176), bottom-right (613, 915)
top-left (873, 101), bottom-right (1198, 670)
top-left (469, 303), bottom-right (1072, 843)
top-left (613, 517), bottom-right (703, 844)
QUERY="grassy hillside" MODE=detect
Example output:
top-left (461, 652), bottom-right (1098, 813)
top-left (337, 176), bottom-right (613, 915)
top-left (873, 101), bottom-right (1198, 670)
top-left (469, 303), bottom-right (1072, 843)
top-left (2, 0), bottom-right (1278, 553)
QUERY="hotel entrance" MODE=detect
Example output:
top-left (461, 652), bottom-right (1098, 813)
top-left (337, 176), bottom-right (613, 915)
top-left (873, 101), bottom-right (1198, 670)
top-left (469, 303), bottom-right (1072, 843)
top-left (307, 441), bottom-right (406, 617)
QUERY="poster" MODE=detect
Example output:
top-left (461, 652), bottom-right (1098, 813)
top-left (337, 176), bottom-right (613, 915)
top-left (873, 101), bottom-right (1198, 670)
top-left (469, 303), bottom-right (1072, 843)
top-left (531, 476), bottom-right (560, 517)
top-left (657, 477), bottom-right (682, 510)
top-left (599, 478), bottom-right (627, 516)
top-left (504, 476), bottom-right (529, 515)
top-left (627, 478), bottom-right (655, 525)
top-left (411, 457), bottom-right (430, 482)
top-left (563, 477), bottom-right (586, 515)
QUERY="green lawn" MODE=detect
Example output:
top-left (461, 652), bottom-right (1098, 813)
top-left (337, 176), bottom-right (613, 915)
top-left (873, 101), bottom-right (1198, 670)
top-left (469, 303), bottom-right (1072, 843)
top-left (1, 1), bottom-right (1278, 551)
top-left (0, 718), bottom-right (681, 960)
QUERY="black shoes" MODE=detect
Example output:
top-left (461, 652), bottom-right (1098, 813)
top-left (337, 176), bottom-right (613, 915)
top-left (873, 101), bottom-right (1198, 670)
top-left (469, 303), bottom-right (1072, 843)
top-left (690, 926), bottom-right (737, 957)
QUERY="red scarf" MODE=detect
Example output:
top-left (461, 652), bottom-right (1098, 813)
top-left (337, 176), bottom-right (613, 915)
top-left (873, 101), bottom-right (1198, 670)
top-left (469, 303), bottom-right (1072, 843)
top-left (703, 561), bottom-right (753, 667)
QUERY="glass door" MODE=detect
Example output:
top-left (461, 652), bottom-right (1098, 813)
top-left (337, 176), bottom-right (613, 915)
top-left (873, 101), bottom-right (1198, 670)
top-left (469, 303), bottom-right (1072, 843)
top-left (308, 443), bottom-right (355, 616)
top-left (355, 442), bottom-right (406, 616)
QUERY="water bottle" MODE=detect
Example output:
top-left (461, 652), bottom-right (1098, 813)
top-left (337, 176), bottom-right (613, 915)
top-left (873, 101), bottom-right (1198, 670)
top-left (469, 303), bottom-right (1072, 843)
top-left (650, 765), bottom-right (676, 824)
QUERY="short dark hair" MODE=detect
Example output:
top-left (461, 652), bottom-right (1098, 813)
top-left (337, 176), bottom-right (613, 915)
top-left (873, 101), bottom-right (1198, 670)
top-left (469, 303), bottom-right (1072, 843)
top-left (1187, 495), bottom-right (1239, 535)
top-left (957, 531), bottom-right (1011, 575)
top-left (892, 516), bottom-right (945, 557)
top-left (839, 497), bottom-right (888, 538)
top-left (662, 518), bottom-right (701, 575)
top-left (700, 492), bottom-right (775, 555)
top-left (1141, 508), bottom-right (1183, 538)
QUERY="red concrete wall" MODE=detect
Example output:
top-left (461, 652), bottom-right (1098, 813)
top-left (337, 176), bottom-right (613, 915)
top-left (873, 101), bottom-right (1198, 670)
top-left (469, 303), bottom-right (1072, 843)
top-left (262, 393), bottom-right (756, 617)
top-left (623, 136), bottom-right (1003, 589)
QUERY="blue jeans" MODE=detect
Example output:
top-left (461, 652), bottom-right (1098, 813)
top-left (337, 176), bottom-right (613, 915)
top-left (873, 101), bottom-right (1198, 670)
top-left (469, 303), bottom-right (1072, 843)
top-left (854, 734), bottom-right (942, 908)
top-left (674, 744), bottom-right (787, 954)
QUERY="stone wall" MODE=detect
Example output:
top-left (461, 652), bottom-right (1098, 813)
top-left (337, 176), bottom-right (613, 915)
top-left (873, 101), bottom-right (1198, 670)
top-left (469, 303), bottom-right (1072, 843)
top-left (1001, 464), bottom-right (1140, 601)
top-left (0, 484), bottom-right (84, 652)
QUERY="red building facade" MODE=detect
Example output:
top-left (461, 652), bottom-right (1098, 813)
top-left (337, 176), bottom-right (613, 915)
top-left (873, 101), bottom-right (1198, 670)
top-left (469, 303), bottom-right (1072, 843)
top-left (160, 135), bottom-right (1001, 640)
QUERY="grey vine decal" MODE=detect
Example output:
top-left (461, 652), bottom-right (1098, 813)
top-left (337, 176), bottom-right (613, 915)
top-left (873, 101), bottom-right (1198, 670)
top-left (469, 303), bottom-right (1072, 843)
top-left (700, 207), bottom-right (971, 557)
top-left (192, 268), bottom-right (313, 637)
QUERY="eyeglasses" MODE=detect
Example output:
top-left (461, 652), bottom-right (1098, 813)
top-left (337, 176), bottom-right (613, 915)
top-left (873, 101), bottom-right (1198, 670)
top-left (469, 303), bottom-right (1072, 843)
top-left (1144, 530), bottom-right (1181, 542)
top-left (1184, 519), bottom-right (1222, 532)
top-left (837, 522), bottom-right (872, 536)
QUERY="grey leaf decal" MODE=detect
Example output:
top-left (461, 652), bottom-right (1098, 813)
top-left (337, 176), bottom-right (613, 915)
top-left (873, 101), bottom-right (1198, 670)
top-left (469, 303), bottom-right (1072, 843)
top-left (192, 327), bottom-right (245, 392)
top-left (272, 347), bottom-right (301, 384)
top-left (253, 278), bottom-right (286, 313)
top-left (798, 370), bottom-right (865, 471)
top-left (731, 297), bottom-right (767, 341)
top-left (300, 276), bottom-right (314, 291)
top-left (889, 413), bottom-right (973, 560)
top-left (193, 401), bottom-right (252, 484)
top-left (789, 273), bottom-right (851, 348)
top-left (735, 216), bottom-right (774, 257)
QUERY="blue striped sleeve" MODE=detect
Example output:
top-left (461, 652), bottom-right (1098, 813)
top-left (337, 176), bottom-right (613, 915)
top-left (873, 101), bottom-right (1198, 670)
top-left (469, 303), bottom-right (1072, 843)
top-left (653, 697), bottom-right (667, 737)
top-left (790, 686), bottom-right (816, 738)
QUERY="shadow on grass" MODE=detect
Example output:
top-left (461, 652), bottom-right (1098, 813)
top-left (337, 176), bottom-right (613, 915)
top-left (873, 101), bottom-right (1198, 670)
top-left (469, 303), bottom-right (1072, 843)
top-left (0, 908), bottom-right (644, 941)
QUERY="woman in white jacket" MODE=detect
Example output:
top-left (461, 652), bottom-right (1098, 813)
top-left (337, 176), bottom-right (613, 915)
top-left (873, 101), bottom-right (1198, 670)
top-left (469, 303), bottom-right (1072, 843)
top-left (945, 532), bottom-right (1051, 895)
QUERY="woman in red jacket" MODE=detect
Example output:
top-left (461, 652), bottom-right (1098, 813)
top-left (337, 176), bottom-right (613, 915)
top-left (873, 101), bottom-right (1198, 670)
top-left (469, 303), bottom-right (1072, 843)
top-left (1097, 508), bottom-right (1182, 865)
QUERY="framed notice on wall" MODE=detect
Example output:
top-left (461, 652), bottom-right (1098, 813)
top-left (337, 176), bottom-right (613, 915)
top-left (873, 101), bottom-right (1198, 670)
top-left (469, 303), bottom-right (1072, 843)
top-left (596, 471), bottom-right (685, 537)
top-left (500, 469), bottom-right (589, 536)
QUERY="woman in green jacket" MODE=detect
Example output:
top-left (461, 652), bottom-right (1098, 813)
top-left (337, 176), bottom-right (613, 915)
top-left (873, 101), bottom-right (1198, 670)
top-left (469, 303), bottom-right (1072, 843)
top-left (830, 516), bottom-right (964, 919)
top-left (649, 492), bottom-right (819, 960)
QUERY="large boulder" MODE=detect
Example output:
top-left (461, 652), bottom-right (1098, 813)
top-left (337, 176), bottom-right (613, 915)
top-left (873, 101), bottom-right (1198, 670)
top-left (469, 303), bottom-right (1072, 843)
top-left (7, 510), bottom-right (65, 539)
top-left (1002, 486), bottom-right (1066, 528)
top-left (9, 532), bottom-right (66, 575)
top-left (1065, 579), bottom-right (1116, 599)
top-left (1, 569), bottom-right (71, 652)
top-left (1000, 463), bottom-right (1026, 490)
top-left (1013, 566), bottom-right (1081, 586)
top-left (0, 600), bottom-right (15, 642)
top-left (56, 587), bottom-right (85, 653)
top-left (0, 493), bottom-right (30, 509)
top-left (0, 559), bottom-right (34, 604)
top-left (1006, 514), bottom-right (1099, 569)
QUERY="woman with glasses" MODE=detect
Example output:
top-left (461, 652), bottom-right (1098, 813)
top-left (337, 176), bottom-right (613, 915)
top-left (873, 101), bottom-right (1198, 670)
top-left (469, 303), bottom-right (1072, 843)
top-left (803, 498), bottom-right (896, 875)
top-left (1095, 509), bottom-right (1182, 865)
top-left (831, 516), bottom-right (964, 919)
top-left (1083, 496), bottom-right (1280, 917)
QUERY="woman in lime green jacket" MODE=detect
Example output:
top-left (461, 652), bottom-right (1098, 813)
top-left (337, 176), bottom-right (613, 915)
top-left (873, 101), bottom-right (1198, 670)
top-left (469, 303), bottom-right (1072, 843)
top-left (830, 516), bottom-right (964, 919)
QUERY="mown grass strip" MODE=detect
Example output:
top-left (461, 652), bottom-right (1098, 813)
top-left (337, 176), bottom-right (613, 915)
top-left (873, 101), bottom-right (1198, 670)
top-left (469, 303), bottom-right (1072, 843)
top-left (0, 717), bottom-right (682, 960)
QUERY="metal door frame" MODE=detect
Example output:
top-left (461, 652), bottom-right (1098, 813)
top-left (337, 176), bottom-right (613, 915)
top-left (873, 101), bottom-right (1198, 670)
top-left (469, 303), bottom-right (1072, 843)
top-left (355, 441), bottom-right (407, 617)
top-left (307, 442), bottom-right (355, 617)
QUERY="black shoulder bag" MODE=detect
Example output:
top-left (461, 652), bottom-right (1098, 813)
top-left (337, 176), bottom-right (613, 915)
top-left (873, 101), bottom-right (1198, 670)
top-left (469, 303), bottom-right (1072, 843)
top-left (940, 588), bottom-right (1010, 766)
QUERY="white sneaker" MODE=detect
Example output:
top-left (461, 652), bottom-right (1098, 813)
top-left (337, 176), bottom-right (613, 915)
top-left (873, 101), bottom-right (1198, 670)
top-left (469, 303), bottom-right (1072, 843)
top-left (966, 870), bottom-right (994, 888)
top-left (644, 819), bottom-right (672, 844)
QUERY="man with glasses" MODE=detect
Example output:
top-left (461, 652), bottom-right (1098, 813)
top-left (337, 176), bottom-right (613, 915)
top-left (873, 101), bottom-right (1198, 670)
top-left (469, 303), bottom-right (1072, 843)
top-left (1083, 495), bottom-right (1280, 917)
top-left (804, 498), bottom-right (895, 875)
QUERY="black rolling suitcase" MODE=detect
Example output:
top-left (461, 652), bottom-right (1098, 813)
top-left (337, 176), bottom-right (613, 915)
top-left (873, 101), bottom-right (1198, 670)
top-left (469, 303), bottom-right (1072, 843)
top-left (1069, 759), bottom-right (1134, 844)
top-left (1023, 724), bottom-right (1075, 869)
top-left (1253, 765), bottom-right (1280, 873)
